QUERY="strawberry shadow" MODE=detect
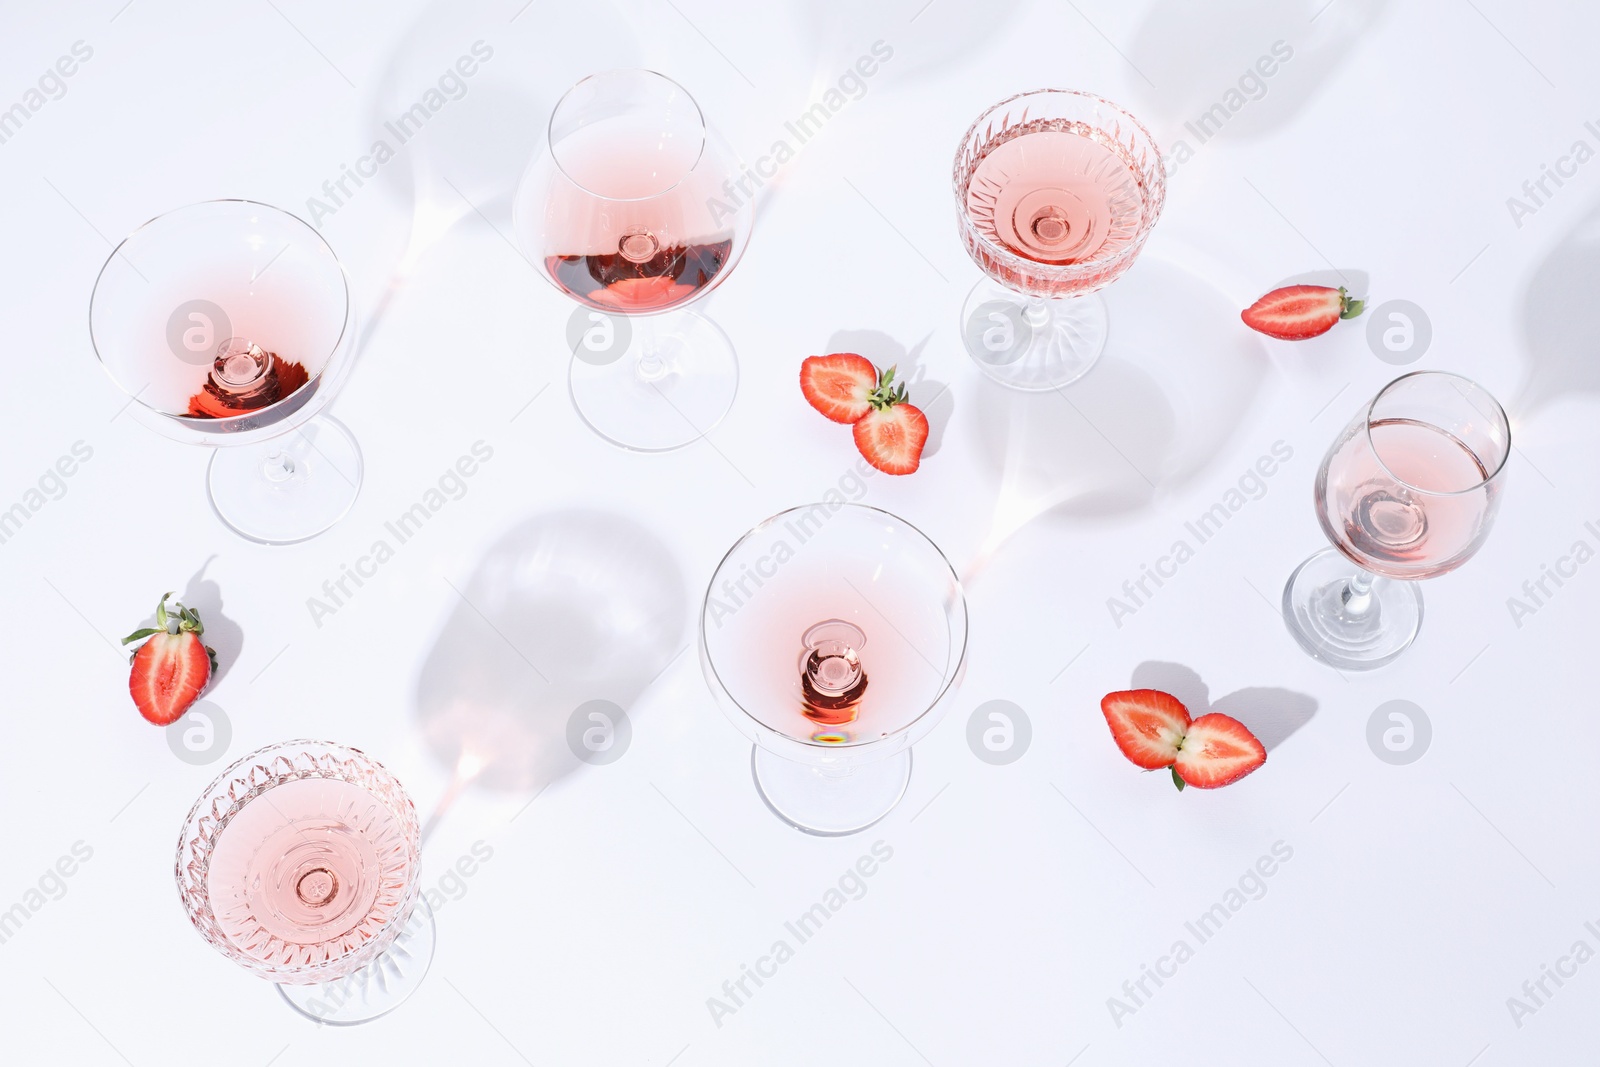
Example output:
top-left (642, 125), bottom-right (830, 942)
top-left (176, 556), bottom-right (244, 687)
top-left (824, 328), bottom-right (951, 460)
top-left (1130, 660), bottom-right (1315, 753)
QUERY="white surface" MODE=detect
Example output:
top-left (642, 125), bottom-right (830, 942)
top-left (1, 1), bottom-right (1597, 1063)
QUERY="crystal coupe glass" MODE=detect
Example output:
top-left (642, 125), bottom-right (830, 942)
top-left (176, 740), bottom-right (434, 1025)
top-left (1283, 371), bottom-right (1511, 670)
top-left (90, 200), bottom-right (361, 544)
top-left (953, 89), bottom-right (1165, 391)
top-left (701, 504), bottom-right (968, 836)
top-left (513, 69), bottom-right (753, 452)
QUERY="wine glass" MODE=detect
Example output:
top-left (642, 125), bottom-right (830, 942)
top-left (953, 89), bottom-right (1164, 391)
top-left (90, 200), bottom-right (361, 544)
top-left (512, 69), bottom-right (753, 452)
top-left (1283, 371), bottom-right (1511, 670)
top-left (175, 740), bottom-right (433, 1025)
top-left (700, 504), bottom-right (968, 836)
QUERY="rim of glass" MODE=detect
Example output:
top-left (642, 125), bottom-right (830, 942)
top-left (1360, 370), bottom-right (1511, 496)
top-left (952, 87), bottom-right (1166, 276)
top-left (547, 68), bottom-right (708, 202)
top-left (87, 198), bottom-right (353, 433)
top-left (699, 503), bottom-right (970, 750)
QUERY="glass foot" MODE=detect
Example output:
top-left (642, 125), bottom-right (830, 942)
top-left (1282, 548), bottom-right (1424, 671)
top-left (569, 309), bottom-right (738, 452)
top-left (207, 414), bottom-right (362, 544)
top-left (751, 745), bottom-right (911, 837)
top-left (277, 897), bottom-right (435, 1025)
top-left (960, 279), bottom-right (1108, 391)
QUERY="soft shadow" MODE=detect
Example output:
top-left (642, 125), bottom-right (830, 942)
top-left (1517, 200), bottom-right (1600, 417)
top-left (823, 329), bottom-right (952, 459)
top-left (1274, 268), bottom-right (1371, 296)
top-left (413, 510), bottom-right (688, 797)
top-left (359, 0), bottom-right (642, 258)
top-left (797, 0), bottom-right (1024, 85)
top-left (178, 557), bottom-right (244, 686)
top-left (1128, 0), bottom-right (1391, 143)
top-left (970, 256), bottom-right (1269, 553)
top-left (1130, 661), bottom-right (1316, 752)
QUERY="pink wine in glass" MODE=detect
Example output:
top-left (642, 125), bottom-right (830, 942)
top-left (205, 776), bottom-right (415, 971)
top-left (539, 117), bottom-right (737, 314)
top-left (962, 118), bottom-right (1150, 296)
top-left (1284, 371), bottom-right (1510, 671)
top-left (797, 620), bottom-right (870, 730)
top-left (1318, 418), bottom-right (1498, 580)
top-left (186, 338), bottom-right (311, 418)
top-left (547, 238), bottom-right (734, 313)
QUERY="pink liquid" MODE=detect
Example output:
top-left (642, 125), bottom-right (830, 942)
top-left (1318, 418), bottom-right (1497, 579)
top-left (962, 120), bottom-right (1148, 295)
top-left (206, 777), bottom-right (414, 974)
top-left (542, 118), bottom-right (736, 313)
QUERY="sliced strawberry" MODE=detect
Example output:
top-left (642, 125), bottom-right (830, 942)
top-left (854, 403), bottom-right (929, 475)
top-left (800, 354), bottom-right (880, 424)
top-left (1173, 713), bottom-right (1267, 789)
top-left (1241, 284), bottom-right (1364, 340)
top-left (1101, 689), bottom-right (1191, 769)
top-left (124, 593), bottom-right (215, 726)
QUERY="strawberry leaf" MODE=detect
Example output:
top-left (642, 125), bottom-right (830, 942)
top-left (1171, 766), bottom-right (1186, 791)
top-left (121, 627), bottom-right (161, 645)
top-left (1338, 287), bottom-right (1366, 320)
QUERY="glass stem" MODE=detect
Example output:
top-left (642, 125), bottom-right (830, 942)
top-left (635, 318), bottom-right (667, 382)
top-left (1022, 297), bottom-right (1051, 329)
top-left (1343, 568), bottom-right (1376, 614)
top-left (261, 448), bottom-right (297, 483)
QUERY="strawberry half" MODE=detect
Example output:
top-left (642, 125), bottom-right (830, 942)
top-left (854, 402), bottom-right (929, 475)
top-left (123, 593), bottom-right (216, 726)
top-left (1241, 284), bottom-right (1364, 340)
top-left (1101, 689), bottom-right (1265, 791)
top-left (800, 353), bottom-right (880, 424)
top-left (1172, 713), bottom-right (1267, 790)
top-left (1101, 689), bottom-right (1191, 769)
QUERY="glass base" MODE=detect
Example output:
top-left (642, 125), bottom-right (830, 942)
top-left (751, 745), bottom-right (911, 837)
top-left (1282, 548), bottom-right (1424, 671)
top-left (569, 310), bottom-right (738, 452)
top-left (207, 415), bottom-right (362, 544)
top-left (277, 897), bottom-right (435, 1025)
top-left (960, 280), bottom-right (1108, 391)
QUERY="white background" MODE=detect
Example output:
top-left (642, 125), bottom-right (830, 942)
top-left (2, 0), bottom-right (1598, 1063)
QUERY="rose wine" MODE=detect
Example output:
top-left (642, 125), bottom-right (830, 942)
top-left (1319, 418), bottom-right (1497, 580)
top-left (206, 776), bottom-right (415, 973)
top-left (798, 620), bottom-right (869, 728)
top-left (546, 239), bottom-right (734, 313)
top-left (186, 338), bottom-right (310, 418)
top-left (537, 114), bottom-right (738, 314)
top-left (960, 118), bottom-right (1151, 295)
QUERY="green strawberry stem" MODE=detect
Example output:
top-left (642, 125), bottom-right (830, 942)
top-left (867, 365), bottom-right (909, 411)
top-left (1338, 287), bottom-right (1365, 320)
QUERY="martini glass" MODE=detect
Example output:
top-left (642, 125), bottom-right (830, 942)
top-left (513, 69), bottom-right (752, 452)
top-left (1283, 372), bottom-right (1511, 670)
top-left (953, 89), bottom-right (1164, 391)
top-left (176, 740), bottom-right (433, 1025)
top-left (701, 504), bottom-right (968, 836)
top-left (90, 199), bottom-right (361, 544)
